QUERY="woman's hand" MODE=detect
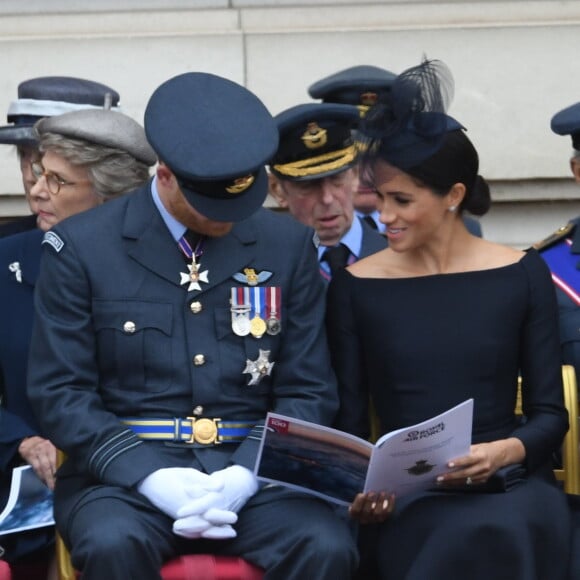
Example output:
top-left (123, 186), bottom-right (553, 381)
top-left (436, 437), bottom-right (525, 487)
top-left (18, 436), bottom-right (57, 490)
top-left (349, 491), bottom-right (395, 524)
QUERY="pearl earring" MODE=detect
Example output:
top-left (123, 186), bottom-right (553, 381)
top-left (448, 205), bottom-right (457, 212)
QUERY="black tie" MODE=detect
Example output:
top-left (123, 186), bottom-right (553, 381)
top-left (322, 244), bottom-right (350, 276)
top-left (363, 215), bottom-right (378, 230)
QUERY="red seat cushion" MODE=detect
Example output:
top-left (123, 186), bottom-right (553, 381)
top-left (0, 561), bottom-right (10, 580)
top-left (161, 555), bottom-right (263, 580)
top-left (2, 562), bottom-right (47, 580)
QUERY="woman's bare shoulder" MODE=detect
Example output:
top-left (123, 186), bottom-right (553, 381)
top-left (347, 249), bottom-right (404, 278)
top-left (471, 239), bottom-right (525, 270)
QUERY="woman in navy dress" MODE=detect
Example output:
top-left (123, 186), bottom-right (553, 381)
top-left (327, 59), bottom-right (572, 579)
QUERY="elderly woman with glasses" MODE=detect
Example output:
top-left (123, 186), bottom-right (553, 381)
top-left (0, 108), bottom-right (156, 577)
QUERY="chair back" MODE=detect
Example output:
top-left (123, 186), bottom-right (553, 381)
top-left (517, 365), bottom-right (580, 494)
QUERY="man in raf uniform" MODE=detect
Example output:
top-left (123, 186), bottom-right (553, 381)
top-left (268, 102), bottom-right (387, 280)
top-left (307, 64), bottom-right (483, 238)
top-left (0, 76), bottom-right (121, 238)
top-left (26, 72), bottom-right (357, 580)
top-left (533, 101), bottom-right (580, 380)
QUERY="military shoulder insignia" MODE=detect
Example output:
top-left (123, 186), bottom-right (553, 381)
top-left (531, 222), bottom-right (576, 252)
top-left (232, 268), bottom-right (272, 286)
top-left (41, 231), bottom-right (65, 253)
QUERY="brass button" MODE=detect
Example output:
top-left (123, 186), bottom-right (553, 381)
top-left (123, 321), bottom-right (136, 334)
top-left (193, 354), bottom-right (206, 366)
top-left (193, 405), bottom-right (203, 416)
top-left (190, 301), bottom-right (202, 314)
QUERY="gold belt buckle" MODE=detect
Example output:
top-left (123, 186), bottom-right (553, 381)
top-left (187, 417), bottom-right (221, 445)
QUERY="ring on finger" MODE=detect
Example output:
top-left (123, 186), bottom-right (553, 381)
top-left (465, 476), bottom-right (473, 486)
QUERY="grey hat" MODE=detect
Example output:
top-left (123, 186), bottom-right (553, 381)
top-left (35, 109), bottom-right (157, 166)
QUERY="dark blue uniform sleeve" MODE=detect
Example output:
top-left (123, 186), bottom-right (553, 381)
top-left (0, 408), bottom-right (37, 472)
top-left (27, 231), bottom-right (170, 488)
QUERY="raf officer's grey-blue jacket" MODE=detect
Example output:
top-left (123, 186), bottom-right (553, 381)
top-left (27, 182), bottom-right (338, 491)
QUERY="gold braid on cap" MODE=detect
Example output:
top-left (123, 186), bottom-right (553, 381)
top-left (273, 145), bottom-right (356, 178)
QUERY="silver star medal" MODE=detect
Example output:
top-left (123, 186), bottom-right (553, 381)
top-left (243, 349), bottom-right (275, 386)
top-left (180, 257), bottom-right (209, 292)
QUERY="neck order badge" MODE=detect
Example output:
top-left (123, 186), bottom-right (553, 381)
top-left (178, 233), bottom-right (209, 292)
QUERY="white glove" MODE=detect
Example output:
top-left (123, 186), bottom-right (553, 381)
top-left (138, 467), bottom-right (223, 519)
top-left (173, 508), bottom-right (238, 540)
top-left (177, 465), bottom-right (258, 520)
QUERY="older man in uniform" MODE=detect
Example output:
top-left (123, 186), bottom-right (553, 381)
top-left (269, 102), bottom-right (387, 280)
top-left (533, 102), bottom-right (580, 380)
top-left (308, 64), bottom-right (396, 233)
top-left (308, 64), bottom-right (483, 238)
top-left (26, 73), bottom-right (357, 580)
top-left (0, 76), bottom-right (121, 238)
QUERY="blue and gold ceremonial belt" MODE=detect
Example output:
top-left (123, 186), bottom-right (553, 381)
top-left (121, 417), bottom-right (254, 445)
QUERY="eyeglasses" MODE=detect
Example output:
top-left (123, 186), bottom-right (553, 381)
top-left (30, 161), bottom-right (90, 196)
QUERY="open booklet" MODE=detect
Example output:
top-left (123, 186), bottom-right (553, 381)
top-left (0, 465), bottom-right (54, 535)
top-left (254, 399), bottom-right (473, 506)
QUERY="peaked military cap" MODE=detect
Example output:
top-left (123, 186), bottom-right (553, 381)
top-left (270, 102), bottom-right (360, 181)
top-left (308, 65), bottom-right (397, 116)
top-left (35, 109), bottom-right (157, 166)
top-left (0, 76), bottom-right (120, 145)
top-left (551, 101), bottom-right (580, 150)
top-left (145, 72), bottom-right (278, 222)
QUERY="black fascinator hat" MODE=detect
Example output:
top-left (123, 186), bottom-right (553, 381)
top-left (359, 58), bottom-right (491, 216)
top-left (360, 59), bottom-right (463, 170)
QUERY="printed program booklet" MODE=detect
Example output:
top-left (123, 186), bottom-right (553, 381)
top-left (254, 399), bottom-right (473, 506)
top-left (0, 465), bottom-right (54, 535)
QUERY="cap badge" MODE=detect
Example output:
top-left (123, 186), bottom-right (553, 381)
top-left (225, 175), bottom-right (255, 195)
top-left (302, 122), bottom-right (327, 150)
top-left (360, 92), bottom-right (378, 106)
top-left (243, 349), bottom-right (275, 386)
top-left (232, 268), bottom-right (273, 286)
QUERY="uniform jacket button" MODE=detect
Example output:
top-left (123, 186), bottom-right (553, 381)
top-left (193, 354), bottom-right (206, 366)
top-left (193, 405), bottom-right (203, 416)
top-left (123, 321), bottom-right (136, 334)
top-left (190, 301), bottom-right (202, 314)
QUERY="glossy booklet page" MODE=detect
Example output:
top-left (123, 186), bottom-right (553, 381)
top-left (254, 399), bottom-right (473, 506)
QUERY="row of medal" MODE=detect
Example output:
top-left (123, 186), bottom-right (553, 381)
top-left (231, 286), bottom-right (281, 339)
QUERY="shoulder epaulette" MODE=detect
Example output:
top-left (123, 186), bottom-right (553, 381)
top-left (530, 222), bottom-right (576, 252)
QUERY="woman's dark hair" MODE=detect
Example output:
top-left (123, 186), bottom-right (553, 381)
top-left (404, 129), bottom-right (491, 216)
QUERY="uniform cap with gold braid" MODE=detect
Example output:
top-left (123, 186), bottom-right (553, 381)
top-left (270, 103), bottom-right (360, 182)
top-left (144, 72), bottom-right (279, 222)
top-left (308, 65), bottom-right (397, 118)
